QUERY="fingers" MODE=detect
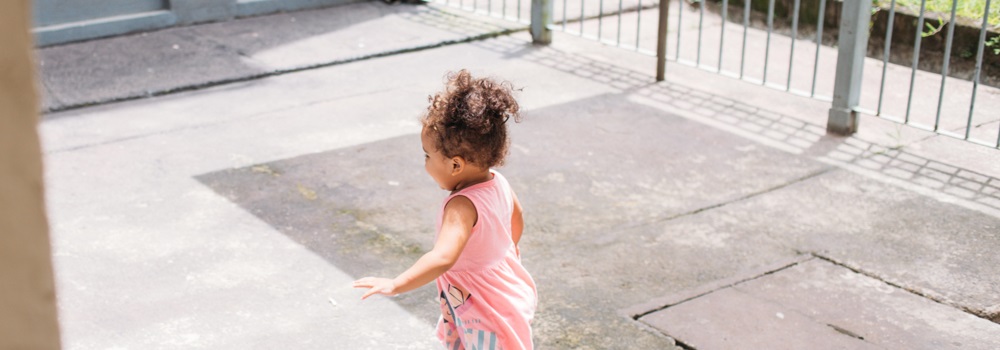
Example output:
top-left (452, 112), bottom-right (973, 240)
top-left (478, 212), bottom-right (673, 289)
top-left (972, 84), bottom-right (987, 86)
top-left (360, 284), bottom-right (392, 300)
top-left (353, 277), bottom-right (380, 289)
top-left (353, 277), bottom-right (391, 300)
top-left (361, 288), bottom-right (380, 300)
top-left (352, 278), bottom-right (372, 289)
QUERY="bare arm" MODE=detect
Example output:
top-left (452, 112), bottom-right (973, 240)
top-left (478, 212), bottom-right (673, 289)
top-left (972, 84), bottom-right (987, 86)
top-left (353, 195), bottom-right (476, 299)
top-left (511, 190), bottom-right (523, 256)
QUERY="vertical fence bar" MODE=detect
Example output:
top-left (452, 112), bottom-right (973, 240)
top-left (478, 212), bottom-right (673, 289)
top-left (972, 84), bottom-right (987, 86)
top-left (718, 0), bottom-right (728, 73)
top-left (579, 0), bottom-right (584, 35)
top-left (518, 0), bottom-right (522, 22)
top-left (531, 0), bottom-right (553, 44)
top-left (810, 0), bottom-right (826, 96)
top-left (503, 0), bottom-right (507, 18)
top-left (675, 0), bottom-right (683, 60)
top-left (968, 0), bottom-right (992, 141)
top-left (617, 0), bottom-right (624, 45)
top-left (740, 0), bottom-right (750, 78)
top-left (763, 0), bottom-right (775, 84)
top-left (827, 0), bottom-right (870, 135)
top-left (563, 0), bottom-right (568, 32)
top-left (598, 0), bottom-right (604, 40)
top-left (904, 0), bottom-right (927, 123)
top-left (489, 0), bottom-right (492, 15)
top-left (636, 0), bottom-right (643, 50)
top-left (786, 0), bottom-right (800, 90)
top-left (877, 0), bottom-right (897, 116)
top-left (933, 1), bottom-right (958, 131)
top-left (657, 0), bottom-right (670, 81)
top-left (697, 0), bottom-right (705, 65)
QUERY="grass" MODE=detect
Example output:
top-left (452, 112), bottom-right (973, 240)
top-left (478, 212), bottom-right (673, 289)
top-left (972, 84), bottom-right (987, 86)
top-left (888, 0), bottom-right (1000, 28)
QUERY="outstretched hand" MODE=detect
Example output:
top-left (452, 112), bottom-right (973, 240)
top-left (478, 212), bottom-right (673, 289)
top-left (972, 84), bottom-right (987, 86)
top-left (352, 277), bottom-right (398, 300)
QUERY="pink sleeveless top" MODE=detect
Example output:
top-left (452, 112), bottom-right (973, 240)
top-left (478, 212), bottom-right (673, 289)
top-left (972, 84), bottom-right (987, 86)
top-left (435, 171), bottom-right (537, 350)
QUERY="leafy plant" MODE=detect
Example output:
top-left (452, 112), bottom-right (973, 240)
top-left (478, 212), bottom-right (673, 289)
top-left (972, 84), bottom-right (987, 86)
top-left (888, 0), bottom-right (999, 27)
top-left (921, 18), bottom-right (944, 37)
top-left (988, 35), bottom-right (1000, 55)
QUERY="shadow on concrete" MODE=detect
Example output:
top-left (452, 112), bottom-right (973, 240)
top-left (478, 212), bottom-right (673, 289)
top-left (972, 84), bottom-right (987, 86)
top-left (193, 90), bottom-right (818, 348)
top-left (195, 37), bottom-right (999, 347)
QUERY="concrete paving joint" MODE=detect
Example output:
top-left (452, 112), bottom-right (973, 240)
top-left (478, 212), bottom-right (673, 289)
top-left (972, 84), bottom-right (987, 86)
top-left (44, 28), bottom-right (527, 114)
top-left (632, 253), bottom-right (1000, 350)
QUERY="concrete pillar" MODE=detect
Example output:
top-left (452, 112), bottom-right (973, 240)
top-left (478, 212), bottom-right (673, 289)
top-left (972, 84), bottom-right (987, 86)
top-left (0, 0), bottom-right (62, 349)
top-left (826, 0), bottom-right (871, 135)
top-left (530, 0), bottom-right (553, 44)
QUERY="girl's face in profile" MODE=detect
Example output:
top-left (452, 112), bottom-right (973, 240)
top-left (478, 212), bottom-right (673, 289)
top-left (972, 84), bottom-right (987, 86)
top-left (422, 127), bottom-right (457, 191)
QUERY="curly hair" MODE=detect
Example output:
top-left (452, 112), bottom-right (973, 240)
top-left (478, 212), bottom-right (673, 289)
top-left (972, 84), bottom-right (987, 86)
top-left (422, 70), bottom-right (522, 168)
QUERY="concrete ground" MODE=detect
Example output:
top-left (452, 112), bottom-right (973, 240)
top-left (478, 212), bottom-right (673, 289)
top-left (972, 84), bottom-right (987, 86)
top-left (37, 1), bottom-right (1000, 349)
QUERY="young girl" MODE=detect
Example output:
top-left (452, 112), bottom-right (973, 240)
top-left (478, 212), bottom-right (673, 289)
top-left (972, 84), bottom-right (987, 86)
top-left (353, 70), bottom-right (537, 349)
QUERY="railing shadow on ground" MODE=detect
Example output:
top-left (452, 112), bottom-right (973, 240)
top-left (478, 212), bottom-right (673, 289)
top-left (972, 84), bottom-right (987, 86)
top-left (422, 0), bottom-right (1000, 133)
top-left (402, 0), bottom-right (1000, 222)
top-left (466, 34), bottom-right (1000, 216)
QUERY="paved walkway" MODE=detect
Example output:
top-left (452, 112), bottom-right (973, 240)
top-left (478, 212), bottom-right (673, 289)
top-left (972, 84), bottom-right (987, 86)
top-left (38, 1), bottom-right (1000, 349)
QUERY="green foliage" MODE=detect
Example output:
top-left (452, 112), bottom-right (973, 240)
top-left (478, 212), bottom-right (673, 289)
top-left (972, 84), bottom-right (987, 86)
top-left (921, 18), bottom-right (945, 37)
top-left (987, 35), bottom-right (1000, 55)
top-left (886, 0), bottom-right (999, 27)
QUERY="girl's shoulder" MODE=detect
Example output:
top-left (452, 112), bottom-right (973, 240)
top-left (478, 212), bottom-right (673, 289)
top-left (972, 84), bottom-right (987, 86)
top-left (490, 170), bottom-right (511, 190)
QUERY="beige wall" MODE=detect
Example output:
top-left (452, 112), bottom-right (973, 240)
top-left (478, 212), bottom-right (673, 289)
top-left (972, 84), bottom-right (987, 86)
top-left (0, 0), bottom-right (62, 348)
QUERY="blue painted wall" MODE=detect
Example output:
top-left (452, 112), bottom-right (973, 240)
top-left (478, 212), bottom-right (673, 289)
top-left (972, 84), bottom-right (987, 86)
top-left (32, 0), bottom-right (355, 47)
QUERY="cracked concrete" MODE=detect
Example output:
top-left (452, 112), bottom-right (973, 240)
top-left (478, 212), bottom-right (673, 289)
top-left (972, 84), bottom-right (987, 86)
top-left (639, 257), bottom-right (1000, 350)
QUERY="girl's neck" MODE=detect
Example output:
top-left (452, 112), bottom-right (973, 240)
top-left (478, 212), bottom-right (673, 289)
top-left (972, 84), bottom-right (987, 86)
top-left (451, 170), bottom-right (493, 193)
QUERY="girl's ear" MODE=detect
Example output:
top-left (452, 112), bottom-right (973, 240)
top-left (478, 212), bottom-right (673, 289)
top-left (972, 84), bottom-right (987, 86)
top-left (450, 157), bottom-right (465, 176)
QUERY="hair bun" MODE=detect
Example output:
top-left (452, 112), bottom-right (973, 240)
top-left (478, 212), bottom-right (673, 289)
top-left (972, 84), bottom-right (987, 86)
top-left (443, 70), bottom-right (520, 135)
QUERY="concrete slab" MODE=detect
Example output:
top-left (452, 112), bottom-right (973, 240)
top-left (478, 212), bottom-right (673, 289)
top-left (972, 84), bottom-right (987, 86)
top-left (37, 28), bottom-right (261, 111)
top-left (39, 34), bottom-right (658, 349)
top-left (629, 164), bottom-right (1000, 322)
top-left (904, 130), bottom-right (1000, 181)
top-left (194, 87), bottom-right (832, 348)
top-left (639, 258), bottom-right (1000, 350)
top-left (188, 2), bottom-right (522, 70)
top-left (549, 24), bottom-right (1000, 321)
top-left (35, 1), bottom-right (524, 112)
top-left (645, 287), bottom-right (882, 350)
top-left (38, 40), bottom-right (529, 350)
top-left (41, 92), bottom-right (444, 349)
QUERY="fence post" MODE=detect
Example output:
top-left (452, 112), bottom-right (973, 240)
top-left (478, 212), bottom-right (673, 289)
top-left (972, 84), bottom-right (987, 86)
top-left (827, 0), bottom-right (871, 135)
top-left (656, 0), bottom-right (670, 81)
top-left (531, 0), bottom-right (553, 44)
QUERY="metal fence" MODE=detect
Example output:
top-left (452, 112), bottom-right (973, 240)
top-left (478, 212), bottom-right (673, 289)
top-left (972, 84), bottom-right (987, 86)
top-left (852, 0), bottom-right (999, 148)
top-left (433, 0), bottom-right (1000, 149)
top-left (428, 0), bottom-right (533, 23)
